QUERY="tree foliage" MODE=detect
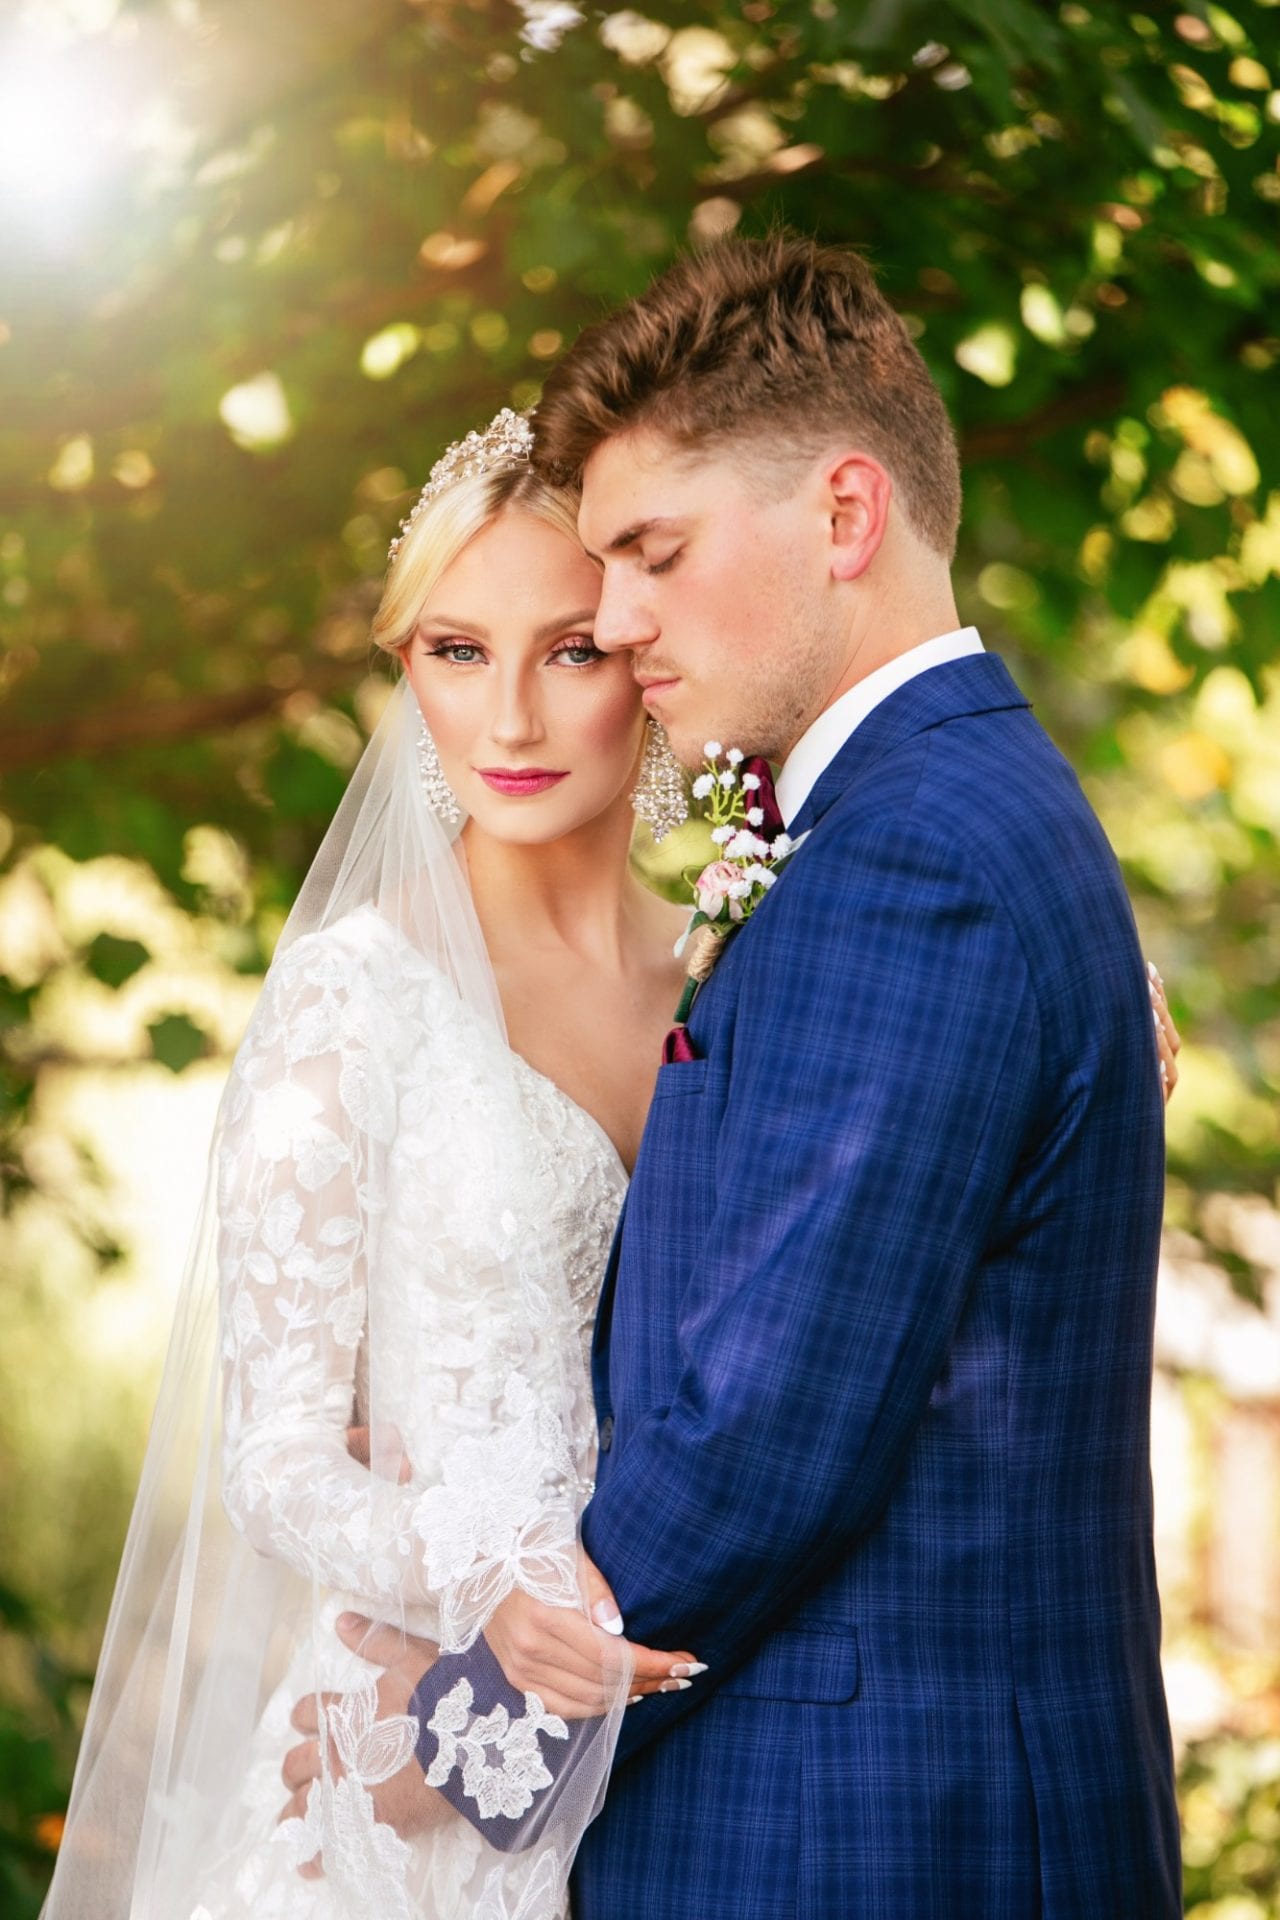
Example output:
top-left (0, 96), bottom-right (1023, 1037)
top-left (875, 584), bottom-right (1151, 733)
top-left (1, 2), bottom-right (1278, 1901)
top-left (2, 0), bottom-right (1277, 1246)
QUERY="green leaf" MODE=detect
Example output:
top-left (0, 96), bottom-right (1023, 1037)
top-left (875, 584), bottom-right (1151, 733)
top-left (84, 935), bottom-right (150, 990)
top-left (147, 1014), bottom-right (208, 1074)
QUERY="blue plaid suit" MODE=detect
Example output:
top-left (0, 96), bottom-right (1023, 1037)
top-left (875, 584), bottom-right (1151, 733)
top-left (412, 653), bottom-right (1181, 1917)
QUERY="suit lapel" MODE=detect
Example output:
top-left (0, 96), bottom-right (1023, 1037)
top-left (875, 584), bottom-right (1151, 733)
top-left (590, 1192), bottom-right (628, 1410)
top-left (789, 654), bottom-right (1031, 840)
top-left (595, 660), bottom-right (1031, 1404)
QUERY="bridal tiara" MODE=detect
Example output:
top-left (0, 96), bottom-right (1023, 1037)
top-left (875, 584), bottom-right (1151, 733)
top-left (388, 406), bottom-right (535, 561)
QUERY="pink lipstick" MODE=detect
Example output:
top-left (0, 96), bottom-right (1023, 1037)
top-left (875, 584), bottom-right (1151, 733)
top-left (476, 768), bottom-right (569, 797)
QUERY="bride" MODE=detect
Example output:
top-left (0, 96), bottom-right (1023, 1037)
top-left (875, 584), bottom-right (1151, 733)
top-left (43, 407), bottom-right (1180, 1920)
top-left (42, 409), bottom-right (698, 1920)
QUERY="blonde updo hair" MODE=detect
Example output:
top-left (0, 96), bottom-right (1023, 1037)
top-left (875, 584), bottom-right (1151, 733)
top-left (371, 461), bottom-right (583, 658)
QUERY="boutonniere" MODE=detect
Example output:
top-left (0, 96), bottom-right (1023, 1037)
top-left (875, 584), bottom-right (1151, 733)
top-left (669, 742), bottom-right (795, 1035)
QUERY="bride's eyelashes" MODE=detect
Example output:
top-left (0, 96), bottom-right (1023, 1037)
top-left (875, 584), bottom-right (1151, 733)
top-left (425, 640), bottom-right (485, 665)
top-left (549, 637), bottom-right (605, 667)
top-left (422, 637), bottom-right (605, 670)
top-left (644, 550), bottom-right (681, 577)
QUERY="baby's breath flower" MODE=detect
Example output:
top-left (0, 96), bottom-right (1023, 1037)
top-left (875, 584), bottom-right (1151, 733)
top-left (683, 733), bottom-right (793, 951)
top-left (726, 828), bottom-right (769, 860)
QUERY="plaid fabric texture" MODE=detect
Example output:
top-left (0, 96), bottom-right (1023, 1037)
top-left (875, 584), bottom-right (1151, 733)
top-left (414, 654), bottom-right (1181, 1918)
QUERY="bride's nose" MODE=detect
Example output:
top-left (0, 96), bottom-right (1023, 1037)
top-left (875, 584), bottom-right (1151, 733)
top-left (487, 667), bottom-right (545, 751)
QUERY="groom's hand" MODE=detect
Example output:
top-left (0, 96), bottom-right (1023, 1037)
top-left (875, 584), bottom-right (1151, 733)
top-left (278, 1614), bottom-right (445, 1864)
top-left (484, 1571), bottom-right (704, 1718)
top-left (1148, 963), bottom-right (1181, 1103)
top-left (345, 1423), bottom-right (413, 1483)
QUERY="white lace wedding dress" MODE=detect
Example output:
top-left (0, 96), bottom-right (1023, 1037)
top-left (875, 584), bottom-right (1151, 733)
top-left (190, 902), bottom-right (629, 1920)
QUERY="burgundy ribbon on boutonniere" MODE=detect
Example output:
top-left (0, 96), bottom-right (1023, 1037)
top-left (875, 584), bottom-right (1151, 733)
top-left (740, 755), bottom-right (785, 841)
top-left (661, 747), bottom-right (789, 1064)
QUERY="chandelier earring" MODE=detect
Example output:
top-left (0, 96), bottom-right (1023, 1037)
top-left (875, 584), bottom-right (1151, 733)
top-left (631, 717), bottom-right (689, 843)
top-left (417, 717), bottom-right (462, 824)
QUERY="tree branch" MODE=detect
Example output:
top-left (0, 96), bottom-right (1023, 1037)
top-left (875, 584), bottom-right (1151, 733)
top-left (0, 660), bottom-right (367, 774)
top-left (960, 378), bottom-right (1127, 460)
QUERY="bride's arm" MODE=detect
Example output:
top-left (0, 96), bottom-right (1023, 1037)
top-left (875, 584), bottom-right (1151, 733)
top-left (217, 944), bottom-right (432, 1609)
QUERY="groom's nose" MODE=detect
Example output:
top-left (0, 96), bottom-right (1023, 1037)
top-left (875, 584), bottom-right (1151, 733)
top-left (593, 566), bottom-right (658, 655)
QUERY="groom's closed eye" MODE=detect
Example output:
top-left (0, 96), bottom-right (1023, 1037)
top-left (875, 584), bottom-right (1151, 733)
top-left (583, 514), bottom-right (687, 566)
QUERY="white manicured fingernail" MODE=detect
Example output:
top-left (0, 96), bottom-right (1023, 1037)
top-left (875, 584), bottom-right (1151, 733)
top-left (659, 1677), bottom-right (692, 1693)
top-left (669, 1662), bottom-right (707, 1678)
top-left (628, 1694), bottom-right (643, 1706)
top-left (592, 1602), bottom-right (625, 1635)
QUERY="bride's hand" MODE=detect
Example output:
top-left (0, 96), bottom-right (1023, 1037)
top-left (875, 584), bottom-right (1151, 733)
top-left (278, 1615), bottom-right (447, 1868)
top-left (581, 1546), bottom-right (626, 1636)
top-left (483, 1557), bottom-right (704, 1720)
top-left (1148, 962), bottom-right (1181, 1104)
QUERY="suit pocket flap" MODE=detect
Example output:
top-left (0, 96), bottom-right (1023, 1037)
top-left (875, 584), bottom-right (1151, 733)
top-left (717, 1625), bottom-right (858, 1704)
top-left (651, 1056), bottom-right (709, 1096)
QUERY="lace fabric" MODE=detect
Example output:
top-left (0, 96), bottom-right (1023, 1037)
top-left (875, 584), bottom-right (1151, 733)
top-left (43, 680), bottom-right (631, 1920)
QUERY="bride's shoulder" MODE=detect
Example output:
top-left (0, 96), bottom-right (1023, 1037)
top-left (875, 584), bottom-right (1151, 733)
top-left (265, 905), bottom-right (460, 1015)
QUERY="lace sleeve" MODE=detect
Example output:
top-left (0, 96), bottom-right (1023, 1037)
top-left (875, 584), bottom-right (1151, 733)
top-left (217, 930), bottom-right (432, 1608)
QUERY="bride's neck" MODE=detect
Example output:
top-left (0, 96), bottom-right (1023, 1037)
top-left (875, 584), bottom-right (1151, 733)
top-left (460, 797), bottom-right (649, 970)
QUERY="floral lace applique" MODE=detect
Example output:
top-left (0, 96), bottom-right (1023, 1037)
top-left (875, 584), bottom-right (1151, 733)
top-left (272, 1681), bottom-right (420, 1919)
top-left (276, 1773), bottom-right (415, 1920)
top-left (425, 1679), bottom-right (569, 1821)
top-left (218, 912), bottom-right (624, 1623)
top-left (202, 906), bottom-right (625, 1916)
top-left (411, 1371), bottom-right (580, 1649)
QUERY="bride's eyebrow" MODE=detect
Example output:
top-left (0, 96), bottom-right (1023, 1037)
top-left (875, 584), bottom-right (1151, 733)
top-left (533, 608), bottom-right (598, 640)
top-left (417, 613), bottom-right (488, 637)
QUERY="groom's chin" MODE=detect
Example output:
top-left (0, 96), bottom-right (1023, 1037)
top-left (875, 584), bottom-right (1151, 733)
top-left (646, 708), bottom-right (702, 770)
top-left (667, 729), bottom-right (706, 773)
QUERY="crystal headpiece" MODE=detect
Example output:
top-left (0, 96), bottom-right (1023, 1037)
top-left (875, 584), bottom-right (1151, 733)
top-left (388, 406), bottom-right (534, 561)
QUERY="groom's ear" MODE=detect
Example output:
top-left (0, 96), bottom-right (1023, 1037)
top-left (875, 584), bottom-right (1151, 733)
top-left (825, 452), bottom-right (893, 583)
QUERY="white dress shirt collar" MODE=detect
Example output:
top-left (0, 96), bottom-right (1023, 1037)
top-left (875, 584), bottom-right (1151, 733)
top-left (775, 627), bottom-right (985, 828)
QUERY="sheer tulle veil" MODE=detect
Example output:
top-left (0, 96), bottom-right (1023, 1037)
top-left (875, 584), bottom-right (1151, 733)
top-left (43, 554), bottom-right (630, 1914)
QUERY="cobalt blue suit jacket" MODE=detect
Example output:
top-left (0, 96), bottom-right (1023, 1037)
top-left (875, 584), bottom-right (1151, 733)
top-left (412, 653), bottom-right (1181, 1918)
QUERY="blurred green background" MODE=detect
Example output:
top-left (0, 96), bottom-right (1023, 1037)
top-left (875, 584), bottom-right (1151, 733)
top-left (1, 0), bottom-right (1278, 1911)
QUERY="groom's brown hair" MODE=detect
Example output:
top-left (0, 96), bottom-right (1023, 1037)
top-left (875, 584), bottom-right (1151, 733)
top-left (533, 232), bottom-right (962, 559)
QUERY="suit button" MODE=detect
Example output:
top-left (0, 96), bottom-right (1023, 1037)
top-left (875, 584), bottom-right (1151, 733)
top-left (599, 1416), bottom-right (615, 1452)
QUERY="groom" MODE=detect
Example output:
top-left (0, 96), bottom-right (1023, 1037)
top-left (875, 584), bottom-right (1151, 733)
top-left (312, 235), bottom-right (1183, 1914)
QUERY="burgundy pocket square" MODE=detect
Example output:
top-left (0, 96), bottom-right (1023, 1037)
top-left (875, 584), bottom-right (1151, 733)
top-left (662, 1025), bottom-right (700, 1065)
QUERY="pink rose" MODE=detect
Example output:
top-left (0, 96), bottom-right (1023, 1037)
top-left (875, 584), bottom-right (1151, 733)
top-left (694, 859), bottom-right (741, 921)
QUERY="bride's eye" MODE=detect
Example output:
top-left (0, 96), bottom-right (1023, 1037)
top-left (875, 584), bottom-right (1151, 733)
top-left (428, 640), bottom-right (485, 665)
top-left (645, 550), bottom-right (681, 577)
top-left (550, 638), bottom-right (604, 667)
